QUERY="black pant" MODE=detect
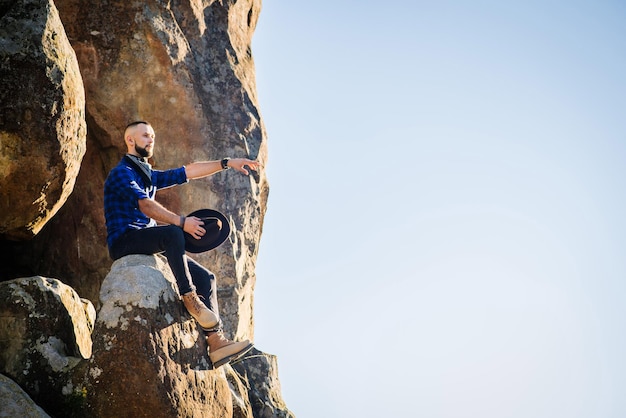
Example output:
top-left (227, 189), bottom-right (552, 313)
top-left (109, 225), bottom-right (219, 314)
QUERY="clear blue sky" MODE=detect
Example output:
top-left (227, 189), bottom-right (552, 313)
top-left (251, 1), bottom-right (626, 417)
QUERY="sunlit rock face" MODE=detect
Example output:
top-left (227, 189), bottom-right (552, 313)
top-left (0, 0), bottom-right (86, 241)
top-left (7, 0), bottom-right (269, 343)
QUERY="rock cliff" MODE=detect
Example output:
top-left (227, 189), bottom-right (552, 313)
top-left (1, 0), bottom-right (268, 343)
top-left (0, 0), bottom-right (287, 416)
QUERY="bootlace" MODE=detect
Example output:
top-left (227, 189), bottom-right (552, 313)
top-left (207, 330), bottom-right (234, 349)
top-left (210, 330), bottom-right (228, 343)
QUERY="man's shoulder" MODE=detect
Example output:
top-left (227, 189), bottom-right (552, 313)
top-left (105, 158), bottom-right (136, 183)
top-left (113, 156), bottom-right (133, 169)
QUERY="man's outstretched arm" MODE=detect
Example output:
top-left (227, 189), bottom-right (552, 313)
top-left (184, 158), bottom-right (260, 179)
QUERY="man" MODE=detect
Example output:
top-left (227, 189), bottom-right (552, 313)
top-left (104, 120), bottom-right (259, 368)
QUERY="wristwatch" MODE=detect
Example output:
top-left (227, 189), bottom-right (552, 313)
top-left (220, 158), bottom-right (230, 170)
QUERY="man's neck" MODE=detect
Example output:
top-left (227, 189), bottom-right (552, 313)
top-left (127, 153), bottom-right (147, 162)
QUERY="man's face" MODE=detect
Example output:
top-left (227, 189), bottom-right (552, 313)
top-left (127, 124), bottom-right (155, 158)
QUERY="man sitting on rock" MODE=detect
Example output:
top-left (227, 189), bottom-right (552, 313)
top-left (103, 120), bottom-right (257, 368)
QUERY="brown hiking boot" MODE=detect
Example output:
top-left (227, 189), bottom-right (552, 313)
top-left (206, 331), bottom-right (253, 368)
top-left (181, 291), bottom-right (219, 330)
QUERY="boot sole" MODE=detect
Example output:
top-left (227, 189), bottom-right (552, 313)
top-left (212, 342), bottom-right (254, 368)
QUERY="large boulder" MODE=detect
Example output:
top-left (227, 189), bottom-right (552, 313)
top-left (0, 276), bottom-right (95, 416)
top-left (0, 0), bottom-right (86, 240)
top-left (74, 254), bottom-right (234, 417)
top-left (0, 374), bottom-right (51, 418)
top-left (70, 254), bottom-right (290, 418)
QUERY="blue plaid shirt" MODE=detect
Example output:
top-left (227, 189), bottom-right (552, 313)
top-left (104, 156), bottom-right (188, 249)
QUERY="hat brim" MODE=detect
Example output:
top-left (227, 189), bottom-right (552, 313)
top-left (184, 209), bottom-right (231, 253)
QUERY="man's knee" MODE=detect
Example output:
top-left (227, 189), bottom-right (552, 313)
top-left (161, 225), bottom-right (186, 248)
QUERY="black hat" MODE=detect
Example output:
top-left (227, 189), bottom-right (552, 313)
top-left (184, 209), bottom-right (231, 253)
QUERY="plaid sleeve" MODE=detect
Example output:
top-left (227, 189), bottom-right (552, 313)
top-left (152, 166), bottom-right (188, 190)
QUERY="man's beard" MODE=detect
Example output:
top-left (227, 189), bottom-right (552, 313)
top-left (135, 144), bottom-right (152, 158)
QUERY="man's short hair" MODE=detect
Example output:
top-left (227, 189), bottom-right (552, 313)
top-left (125, 120), bottom-right (150, 130)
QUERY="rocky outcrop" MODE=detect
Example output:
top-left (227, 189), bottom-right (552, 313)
top-left (0, 0), bottom-right (289, 415)
top-left (75, 254), bottom-right (233, 417)
top-left (71, 254), bottom-right (293, 418)
top-left (0, 0), bottom-right (86, 240)
top-left (1, 0), bottom-right (268, 348)
top-left (0, 276), bottom-right (95, 416)
top-left (0, 259), bottom-right (294, 417)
